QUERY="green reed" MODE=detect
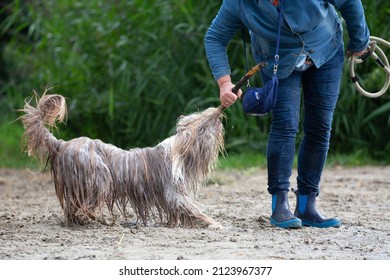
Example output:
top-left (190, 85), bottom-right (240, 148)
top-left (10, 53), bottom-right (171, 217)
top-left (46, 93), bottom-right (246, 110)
top-left (0, 0), bottom-right (389, 168)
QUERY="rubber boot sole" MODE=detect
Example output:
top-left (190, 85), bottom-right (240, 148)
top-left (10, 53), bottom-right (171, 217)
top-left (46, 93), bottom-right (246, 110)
top-left (301, 218), bottom-right (342, 228)
top-left (270, 217), bottom-right (302, 229)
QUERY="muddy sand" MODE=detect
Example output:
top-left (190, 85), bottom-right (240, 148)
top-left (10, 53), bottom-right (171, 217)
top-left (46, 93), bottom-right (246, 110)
top-left (0, 166), bottom-right (389, 260)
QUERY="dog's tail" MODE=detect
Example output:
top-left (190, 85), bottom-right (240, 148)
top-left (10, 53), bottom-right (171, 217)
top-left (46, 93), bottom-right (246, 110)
top-left (20, 91), bottom-right (66, 165)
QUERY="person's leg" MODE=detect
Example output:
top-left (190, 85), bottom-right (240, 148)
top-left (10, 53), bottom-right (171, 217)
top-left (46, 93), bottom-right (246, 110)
top-left (263, 71), bottom-right (302, 228)
top-left (266, 71), bottom-right (302, 194)
top-left (294, 46), bottom-right (344, 228)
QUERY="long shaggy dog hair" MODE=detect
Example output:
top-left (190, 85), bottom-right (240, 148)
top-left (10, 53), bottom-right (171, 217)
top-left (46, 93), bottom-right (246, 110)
top-left (20, 91), bottom-right (225, 229)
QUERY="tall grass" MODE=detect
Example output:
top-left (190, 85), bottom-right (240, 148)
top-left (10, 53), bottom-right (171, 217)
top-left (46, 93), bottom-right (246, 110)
top-left (2, 0), bottom-right (224, 147)
top-left (0, 0), bottom-right (389, 168)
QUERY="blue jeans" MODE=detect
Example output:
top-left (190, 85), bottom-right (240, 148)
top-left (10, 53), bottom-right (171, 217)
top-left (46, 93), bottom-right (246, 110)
top-left (264, 46), bottom-right (344, 195)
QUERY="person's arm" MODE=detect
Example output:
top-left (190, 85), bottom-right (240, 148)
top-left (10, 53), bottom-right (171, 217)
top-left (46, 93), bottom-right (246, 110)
top-left (204, 1), bottom-right (243, 106)
top-left (327, 0), bottom-right (370, 55)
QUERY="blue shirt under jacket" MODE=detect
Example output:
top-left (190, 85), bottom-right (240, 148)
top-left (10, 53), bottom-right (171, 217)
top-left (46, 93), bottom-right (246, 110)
top-left (204, 0), bottom-right (370, 80)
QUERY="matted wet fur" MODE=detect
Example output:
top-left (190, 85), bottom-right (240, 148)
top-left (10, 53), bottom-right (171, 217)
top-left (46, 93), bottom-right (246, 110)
top-left (20, 91), bottom-right (225, 229)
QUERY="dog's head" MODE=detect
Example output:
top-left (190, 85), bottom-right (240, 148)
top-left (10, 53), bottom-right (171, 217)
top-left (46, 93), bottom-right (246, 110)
top-left (170, 107), bottom-right (225, 185)
top-left (176, 108), bottom-right (225, 148)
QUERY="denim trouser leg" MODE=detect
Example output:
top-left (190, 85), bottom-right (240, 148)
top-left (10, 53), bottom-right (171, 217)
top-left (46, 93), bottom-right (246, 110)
top-left (298, 48), bottom-right (344, 195)
top-left (265, 47), bottom-right (344, 195)
top-left (265, 71), bottom-right (301, 194)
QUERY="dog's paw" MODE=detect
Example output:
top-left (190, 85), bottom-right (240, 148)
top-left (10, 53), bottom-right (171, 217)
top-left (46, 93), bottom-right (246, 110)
top-left (206, 221), bottom-right (224, 230)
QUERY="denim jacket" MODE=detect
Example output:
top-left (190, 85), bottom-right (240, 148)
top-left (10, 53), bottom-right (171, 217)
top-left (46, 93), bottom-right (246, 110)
top-left (204, 0), bottom-right (370, 80)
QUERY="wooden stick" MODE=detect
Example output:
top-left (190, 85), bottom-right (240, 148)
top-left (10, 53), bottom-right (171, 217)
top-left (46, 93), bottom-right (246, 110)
top-left (220, 61), bottom-right (268, 111)
top-left (232, 62), bottom-right (268, 94)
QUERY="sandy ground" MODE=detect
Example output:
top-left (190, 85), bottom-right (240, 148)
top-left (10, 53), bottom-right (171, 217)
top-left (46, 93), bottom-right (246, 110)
top-left (0, 166), bottom-right (389, 260)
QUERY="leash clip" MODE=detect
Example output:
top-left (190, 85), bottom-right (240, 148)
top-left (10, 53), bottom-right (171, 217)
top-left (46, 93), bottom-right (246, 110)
top-left (273, 63), bottom-right (278, 74)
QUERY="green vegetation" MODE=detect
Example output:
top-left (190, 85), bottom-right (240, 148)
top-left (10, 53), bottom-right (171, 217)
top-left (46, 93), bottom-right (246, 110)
top-left (0, 121), bottom-right (37, 168)
top-left (1, 0), bottom-right (389, 169)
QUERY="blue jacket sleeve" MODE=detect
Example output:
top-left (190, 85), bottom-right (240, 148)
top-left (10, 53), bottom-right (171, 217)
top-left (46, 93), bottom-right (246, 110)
top-left (204, 0), bottom-right (243, 81)
top-left (327, 0), bottom-right (370, 52)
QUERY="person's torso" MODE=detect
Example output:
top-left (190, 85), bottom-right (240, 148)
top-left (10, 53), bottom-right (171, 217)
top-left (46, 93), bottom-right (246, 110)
top-left (236, 0), bottom-right (343, 78)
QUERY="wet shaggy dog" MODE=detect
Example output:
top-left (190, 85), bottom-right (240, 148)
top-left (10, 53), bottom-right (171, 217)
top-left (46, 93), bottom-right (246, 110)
top-left (20, 92), bottom-right (225, 229)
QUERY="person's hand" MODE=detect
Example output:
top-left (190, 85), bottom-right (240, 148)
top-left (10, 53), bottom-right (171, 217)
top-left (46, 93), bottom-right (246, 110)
top-left (217, 76), bottom-right (242, 108)
top-left (346, 47), bottom-right (370, 60)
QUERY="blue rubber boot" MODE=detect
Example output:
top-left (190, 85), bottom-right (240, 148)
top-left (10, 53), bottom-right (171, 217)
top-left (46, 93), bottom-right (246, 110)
top-left (270, 191), bottom-right (302, 229)
top-left (293, 190), bottom-right (342, 228)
